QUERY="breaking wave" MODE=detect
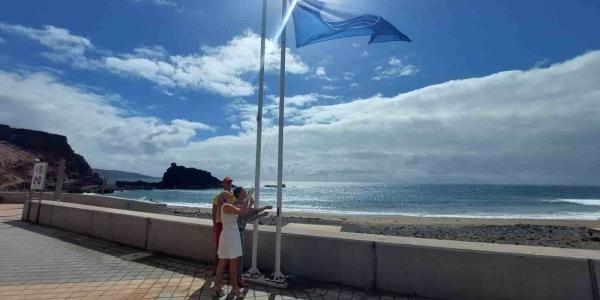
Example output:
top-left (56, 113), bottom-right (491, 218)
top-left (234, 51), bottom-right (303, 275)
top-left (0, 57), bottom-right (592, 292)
top-left (544, 199), bottom-right (600, 206)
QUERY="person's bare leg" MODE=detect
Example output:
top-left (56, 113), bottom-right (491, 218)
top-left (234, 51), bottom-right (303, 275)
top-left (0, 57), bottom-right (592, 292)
top-left (229, 258), bottom-right (240, 294)
top-left (214, 258), bottom-right (227, 294)
top-left (211, 226), bottom-right (219, 276)
top-left (211, 252), bottom-right (218, 276)
top-left (238, 232), bottom-right (246, 287)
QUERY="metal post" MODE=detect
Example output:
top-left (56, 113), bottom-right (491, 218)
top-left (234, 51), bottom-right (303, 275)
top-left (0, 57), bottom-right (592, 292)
top-left (270, 0), bottom-right (287, 282)
top-left (54, 158), bottom-right (65, 201)
top-left (25, 190), bottom-right (32, 222)
top-left (36, 190), bottom-right (42, 224)
top-left (246, 0), bottom-right (268, 278)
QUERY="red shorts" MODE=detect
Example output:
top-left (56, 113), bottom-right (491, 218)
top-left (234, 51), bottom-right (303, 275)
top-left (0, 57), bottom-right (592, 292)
top-left (213, 222), bottom-right (223, 250)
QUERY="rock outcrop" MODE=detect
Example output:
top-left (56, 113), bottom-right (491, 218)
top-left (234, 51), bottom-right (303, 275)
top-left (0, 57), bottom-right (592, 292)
top-left (161, 163), bottom-right (222, 189)
top-left (116, 163), bottom-right (222, 190)
top-left (0, 124), bottom-right (103, 191)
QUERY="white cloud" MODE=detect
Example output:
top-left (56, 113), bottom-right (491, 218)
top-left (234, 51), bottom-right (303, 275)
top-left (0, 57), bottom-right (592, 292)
top-left (0, 70), bottom-right (213, 172)
top-left (162, 90), bottom-right (175, 97)
top-left (533, 57), bottom-right (550, 69)
top-left (131, 45), bottom-right (169, 59)
top-left (267, 93), bottom-right (336, 107)
top-left (3, 47), bottom-right (600, 185)
top-left (207, 51), bottom-right (600, 184)
top-left (104, 30), bottom-right (309, 97)
top-left (316, 55), bottom-right (333, 65)
top-left (343, 71), bottom-right (355, 81)
top-left (322, 85), bottom-right (339, 91)
top-left (349, 82), bottom-right (359, 88)
top-left (103, 56), bottom-right (178, 87)
top-left (315, 66), bottom-right (326, 77)
top-left (0, 23), bottom-right (92, 52)
top-left (131, 0), bottom-right (180, 9)
top-left (231, 93), bottom-right (338, 134)
top-left (145, 104), bottom-right (163, 110)
top-left (0, 23), bottom-right (96, 68)
top-left (372, 56), bottom-right (418, 80)
top-left (361, 51), bottom-right (369, 57)
top-left (0, 23), bottom-right (309, 97)
top-left (313, 66), bottom-right (334, 81)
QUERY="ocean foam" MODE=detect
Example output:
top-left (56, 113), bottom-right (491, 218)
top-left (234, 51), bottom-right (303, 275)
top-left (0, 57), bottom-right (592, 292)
top-left (282, 209), bottom-right (600, 220)
top-left (166, 202), bottom-right (213, 209)
top-left (163, 202), bottom-right (600, 220)
top-left (545, 199), bottom-right (600, 206)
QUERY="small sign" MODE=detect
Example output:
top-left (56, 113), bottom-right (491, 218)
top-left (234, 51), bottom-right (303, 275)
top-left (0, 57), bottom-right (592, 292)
top-left (30, 162), bottom-right (48, 190)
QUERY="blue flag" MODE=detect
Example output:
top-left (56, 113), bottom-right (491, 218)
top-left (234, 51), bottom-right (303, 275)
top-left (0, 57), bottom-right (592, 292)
top-left (292, 0), bottom-right (411, 48)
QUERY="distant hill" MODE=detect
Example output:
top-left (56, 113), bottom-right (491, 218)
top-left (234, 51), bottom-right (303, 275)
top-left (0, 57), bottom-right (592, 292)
top-left (93, 169), bottom-right (160, 183)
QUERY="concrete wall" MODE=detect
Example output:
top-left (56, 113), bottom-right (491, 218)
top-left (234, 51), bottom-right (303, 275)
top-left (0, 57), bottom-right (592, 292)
top-left (58, 193), bottom-right (166, 213)
top-left (146, 217), bottom-right (214, 263)
top-left (91, 210), bottom-right (149, 249)
top-left (376, 242), bottom-right (594, 300)
top-left (22, 200), bottom-right (600, 300)
top-left (2, 191), bottom-right (165, 213)
top-left (0, 192), bottom-right (28, 203)
top-left (281, 233), bottom-right (375, 289)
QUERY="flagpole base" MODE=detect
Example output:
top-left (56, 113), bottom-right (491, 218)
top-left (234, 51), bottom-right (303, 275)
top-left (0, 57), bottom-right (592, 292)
top-left (243, 267), bottom-right (262, 279)
top-left (267, 271), bottom-right (287, 283)
top-left (244, 273), bottom-right (289, 289)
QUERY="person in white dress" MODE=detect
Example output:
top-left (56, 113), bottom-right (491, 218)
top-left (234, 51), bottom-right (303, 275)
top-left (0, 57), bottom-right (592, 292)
top-left (213, 197), bottom-right (251, 297)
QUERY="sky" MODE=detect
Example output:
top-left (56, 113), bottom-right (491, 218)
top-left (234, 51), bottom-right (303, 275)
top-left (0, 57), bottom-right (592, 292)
top-left (1, 0), bottom-right (600, 185)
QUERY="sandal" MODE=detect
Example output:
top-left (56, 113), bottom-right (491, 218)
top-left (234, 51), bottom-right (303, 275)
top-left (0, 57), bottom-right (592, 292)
top-left (212, 286), bottom-right (224, 297)
top-left (232, 288), bottom-right (242, 298)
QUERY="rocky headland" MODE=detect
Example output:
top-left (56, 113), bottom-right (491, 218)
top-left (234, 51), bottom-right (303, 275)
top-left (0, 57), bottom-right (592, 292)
top-left (0, 124), bottom-right (103, 192)
top-left (115, 163), bottom-right (222, 190)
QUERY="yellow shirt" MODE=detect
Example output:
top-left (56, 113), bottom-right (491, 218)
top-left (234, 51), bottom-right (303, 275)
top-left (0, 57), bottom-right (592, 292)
top-left (212, 191), bottom-right (235, 223)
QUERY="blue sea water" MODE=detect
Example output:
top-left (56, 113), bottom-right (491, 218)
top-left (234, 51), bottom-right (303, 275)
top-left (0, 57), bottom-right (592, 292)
top-left (112, 182), bottom-right (600, 220)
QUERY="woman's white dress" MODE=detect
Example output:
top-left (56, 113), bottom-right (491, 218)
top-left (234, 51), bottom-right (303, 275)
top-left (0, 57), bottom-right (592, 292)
top-left (217, 204), bottom-right (243, 259)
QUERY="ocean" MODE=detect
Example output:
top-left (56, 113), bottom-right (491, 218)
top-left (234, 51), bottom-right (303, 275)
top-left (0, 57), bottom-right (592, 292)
top-left (112, 182), bottom-right (600, 220)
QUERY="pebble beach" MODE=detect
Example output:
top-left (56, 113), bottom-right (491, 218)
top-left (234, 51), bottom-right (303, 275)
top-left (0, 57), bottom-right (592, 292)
top-left (166, 205), bottom-right (600, 250)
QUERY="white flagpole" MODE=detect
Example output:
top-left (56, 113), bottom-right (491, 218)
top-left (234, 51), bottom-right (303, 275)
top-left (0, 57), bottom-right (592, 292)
top-left (248, 0), bottom-right (268, 277)
top-left (271, 0), bottom-right (287, 282)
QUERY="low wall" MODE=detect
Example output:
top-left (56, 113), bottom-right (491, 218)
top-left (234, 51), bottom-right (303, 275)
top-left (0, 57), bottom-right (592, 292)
top-left (1, 191), bottom-right (165, 213)
top-left (0, 191), bottom-right (28, 203)
top-left (22, 200), bottom-right (600, 300)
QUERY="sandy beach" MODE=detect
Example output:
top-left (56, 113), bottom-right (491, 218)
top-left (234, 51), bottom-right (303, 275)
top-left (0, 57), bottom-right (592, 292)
top-left (166, 205), bottom-right (600, 250)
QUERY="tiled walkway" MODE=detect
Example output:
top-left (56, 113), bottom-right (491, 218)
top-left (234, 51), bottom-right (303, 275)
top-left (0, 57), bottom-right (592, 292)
top-left (0, 204), bottom-right (432, 300)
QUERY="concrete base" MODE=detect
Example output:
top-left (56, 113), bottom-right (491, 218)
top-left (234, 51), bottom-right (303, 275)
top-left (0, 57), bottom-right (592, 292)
top-left (244, 274), bottom-right (289, 289)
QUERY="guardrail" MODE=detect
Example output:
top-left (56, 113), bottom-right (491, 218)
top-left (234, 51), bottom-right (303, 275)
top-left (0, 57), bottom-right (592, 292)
top-left (21, 200), bottom-right (600, 300)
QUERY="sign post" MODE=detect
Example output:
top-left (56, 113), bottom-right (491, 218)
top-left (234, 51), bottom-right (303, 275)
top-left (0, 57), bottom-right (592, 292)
top-left (30, 162), bottom-right (48, 223)
top-left (54, 158), bottom-right (65, 201)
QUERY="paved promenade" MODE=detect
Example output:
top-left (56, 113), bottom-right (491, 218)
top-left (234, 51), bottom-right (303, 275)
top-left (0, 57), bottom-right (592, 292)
top-left (0, 204), bottom-right (432, 300)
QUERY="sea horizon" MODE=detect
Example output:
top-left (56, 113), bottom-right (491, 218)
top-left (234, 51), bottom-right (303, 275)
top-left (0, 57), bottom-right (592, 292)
top-left (111, 181), bottom-right (600, 220)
